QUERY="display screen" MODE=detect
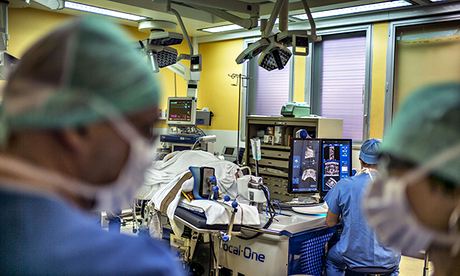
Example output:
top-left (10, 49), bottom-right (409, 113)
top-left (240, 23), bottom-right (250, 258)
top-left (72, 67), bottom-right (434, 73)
top-left (321, 140), bottom-right (352, 192)
top-left (289, 139), bottom-right (321, 193)
top-left (168, 99), bottom-right (193, 122)
top-left (224, 147), bottom-right (235, 155)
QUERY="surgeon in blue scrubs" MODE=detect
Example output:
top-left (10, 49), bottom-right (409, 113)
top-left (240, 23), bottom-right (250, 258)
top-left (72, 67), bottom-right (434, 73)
top-left (0, 17), bottom-right (184, 275)
top-left (324, 139), bottom-right (401, 275)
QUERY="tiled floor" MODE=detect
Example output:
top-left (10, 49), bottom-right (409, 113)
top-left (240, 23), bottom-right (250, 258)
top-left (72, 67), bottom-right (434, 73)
top-left (399, 256), bottom-right (430, 275)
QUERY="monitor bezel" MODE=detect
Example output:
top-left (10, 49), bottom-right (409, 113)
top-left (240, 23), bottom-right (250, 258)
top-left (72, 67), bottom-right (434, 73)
top-left (288, 138), bottom-right (322, 194)
top-left (166, 97), bottom-right (197, 126)
top-left (319, 138), bottom-right (353, 197)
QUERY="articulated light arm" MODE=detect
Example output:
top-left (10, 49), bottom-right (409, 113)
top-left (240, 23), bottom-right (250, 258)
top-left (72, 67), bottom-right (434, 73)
top-left (301, 0), bottom-right (317, 40)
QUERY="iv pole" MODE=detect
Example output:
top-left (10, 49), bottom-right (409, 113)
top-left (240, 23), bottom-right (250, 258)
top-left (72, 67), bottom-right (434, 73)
top-left (229, 73), bottom-right (250, 165)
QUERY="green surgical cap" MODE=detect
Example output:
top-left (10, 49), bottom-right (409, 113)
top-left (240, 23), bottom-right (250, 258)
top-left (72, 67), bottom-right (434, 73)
top-left (0, 16), bottom-right (159, 145)
top-left (382, 82), bottom-right (460, 185)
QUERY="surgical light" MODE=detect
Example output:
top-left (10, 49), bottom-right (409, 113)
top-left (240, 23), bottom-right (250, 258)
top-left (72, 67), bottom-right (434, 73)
top-left (148, 31), bottom-right (183, 46)
top-left (258, 42), bottom-right (292, 71)
top-left (293, 1), bottom-right (412, 20)
top-left (147, 45), bottom-right (178, 69)
top-left (64, 1), bottom-right (147, 21)
top-left (235, 39), bottom-right (269, 64)
top-left (138, 20), bottom-right (184, 46)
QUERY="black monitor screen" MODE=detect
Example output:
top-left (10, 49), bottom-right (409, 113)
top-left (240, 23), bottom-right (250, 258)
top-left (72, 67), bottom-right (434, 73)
top-left (320, 139), bottom-right (352, 193)
top-left (168, 99), bottom-right (193, 122)
top-left (289, 139), bottom-right (321, 193)
top-left (224, 147), bottom-right (235, 155)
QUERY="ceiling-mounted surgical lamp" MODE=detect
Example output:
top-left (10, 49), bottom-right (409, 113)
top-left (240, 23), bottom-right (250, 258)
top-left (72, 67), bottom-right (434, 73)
top-left (235, 38), bottom-right (269, 64)
top-left (236, 0), bottom-right (319, 71)
top-left (236, 0), bottom-right (292, 71)
top-left (139, 41), bottom-right (178, 73)
top-left (258, 38), bottom-right (292, 71)
top-left (138, 20), bottom-right (183, 73)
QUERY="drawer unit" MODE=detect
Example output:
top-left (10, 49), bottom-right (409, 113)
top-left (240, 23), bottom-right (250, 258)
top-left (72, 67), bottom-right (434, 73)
top-left (251, 158), bottom-right (289, 169)
top-left (261, 149), bottom-right (290, 160)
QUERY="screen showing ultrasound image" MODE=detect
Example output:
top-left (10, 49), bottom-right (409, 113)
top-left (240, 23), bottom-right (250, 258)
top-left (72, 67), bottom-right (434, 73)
top-left (321, 140), bottom-right (352, 193)
top-left (290, 139), bottom-right (321, 193)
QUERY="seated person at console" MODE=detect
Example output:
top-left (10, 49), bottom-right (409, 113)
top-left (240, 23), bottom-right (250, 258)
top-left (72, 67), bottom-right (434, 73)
top-left (324, 139), bottom-right (401, 276)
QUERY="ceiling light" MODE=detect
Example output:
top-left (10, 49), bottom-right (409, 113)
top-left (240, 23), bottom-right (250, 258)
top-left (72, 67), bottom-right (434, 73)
top-left (293, 1), bottom-right (412, 20)
top-left (201, 24), bottom-right (244, 33)
top-left (64, 1), bottom-right (147, 21)
top-left (429, 0), bottom-right (446, 2)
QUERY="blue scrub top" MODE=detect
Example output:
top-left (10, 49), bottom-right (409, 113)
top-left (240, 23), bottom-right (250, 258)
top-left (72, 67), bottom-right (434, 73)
top-left (324, 172), bottom-right (400, 269)
top-left (0, 188), bottom-right (185, 275)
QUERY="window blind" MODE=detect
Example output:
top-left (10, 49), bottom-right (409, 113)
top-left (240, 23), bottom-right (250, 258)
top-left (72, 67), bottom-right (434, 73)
top-left (321, 36), bottom-right (366, 141)
top-left (254, 58), bottom-right (291, 116)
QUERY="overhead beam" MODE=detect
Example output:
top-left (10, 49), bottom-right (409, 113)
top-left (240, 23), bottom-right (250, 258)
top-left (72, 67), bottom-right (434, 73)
top-left (193, 5), bottom-right (258, 29)
top-left (196, 2), bottom-right (460, 43)
top-left (109, 0), bottom-right (216, 22)
top-left (171, 0), bottom-right (259, 15)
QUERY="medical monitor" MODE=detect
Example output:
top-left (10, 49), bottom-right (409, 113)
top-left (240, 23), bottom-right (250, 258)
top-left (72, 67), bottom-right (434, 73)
top-left (288, 138), bottom-right (321, 193)
top-left (320, 139), bottom-right (352, 197)
top-left (167, 97), bottom-right (197, 125)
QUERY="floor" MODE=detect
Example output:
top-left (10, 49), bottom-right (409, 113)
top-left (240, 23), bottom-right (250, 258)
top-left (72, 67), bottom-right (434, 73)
top-left (399, 256), bottom-right (430, 275)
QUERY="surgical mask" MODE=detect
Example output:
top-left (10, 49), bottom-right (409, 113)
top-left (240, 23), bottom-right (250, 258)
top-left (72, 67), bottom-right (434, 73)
top-left (363, 143), bottom-right (460, 257)
top-left (0, 115), bottom-right (155, 212)
top-left (88, 118), bottom-right (155, 211)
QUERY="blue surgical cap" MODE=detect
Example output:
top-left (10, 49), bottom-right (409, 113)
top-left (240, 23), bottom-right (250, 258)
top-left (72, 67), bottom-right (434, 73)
top-left (360, 139), bottom-right (381, 165)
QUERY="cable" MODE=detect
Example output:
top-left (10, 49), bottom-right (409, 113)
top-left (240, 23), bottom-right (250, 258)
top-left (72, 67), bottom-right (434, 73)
top-left (237, 184), bottom-right (276, 240)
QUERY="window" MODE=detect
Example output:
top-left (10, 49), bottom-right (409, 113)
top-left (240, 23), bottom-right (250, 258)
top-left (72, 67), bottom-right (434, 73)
top-left (248, 49), bottom-right (292, 116)
top-left (393, 20), bottom-right (460, 112)
top-left (312, 31), bottom-right (369, 141)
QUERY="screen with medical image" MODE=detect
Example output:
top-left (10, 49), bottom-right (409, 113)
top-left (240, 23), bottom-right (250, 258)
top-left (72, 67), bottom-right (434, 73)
top-left (168, 99), bottom-right (194, 123)
top-left (289, 139), bottom-right (321, 193)
top-left (321, 140), bottom-right (352, 192)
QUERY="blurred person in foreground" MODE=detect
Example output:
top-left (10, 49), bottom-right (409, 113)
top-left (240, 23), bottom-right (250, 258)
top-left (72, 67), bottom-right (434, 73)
top-left (325, 139), bottom-right (401, 275)
top-left (364, 82), bottom-right (460, 276)
top-left (0, 16), bottom-right (184, 275)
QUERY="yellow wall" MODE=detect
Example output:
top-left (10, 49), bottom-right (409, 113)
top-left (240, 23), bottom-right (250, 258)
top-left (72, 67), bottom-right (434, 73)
top-left (369, 22), bottom-right (389, 139)
top-left (9, 8), bottom-right (72, 57)
top-left (8, 8), bottom-right (189, 128)
top-left (198, 39), bottom-right (243, 131)
top-left (293, 55), bottom-right (307, 102)
top-left (394, 32), bottom-right (460, 109)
